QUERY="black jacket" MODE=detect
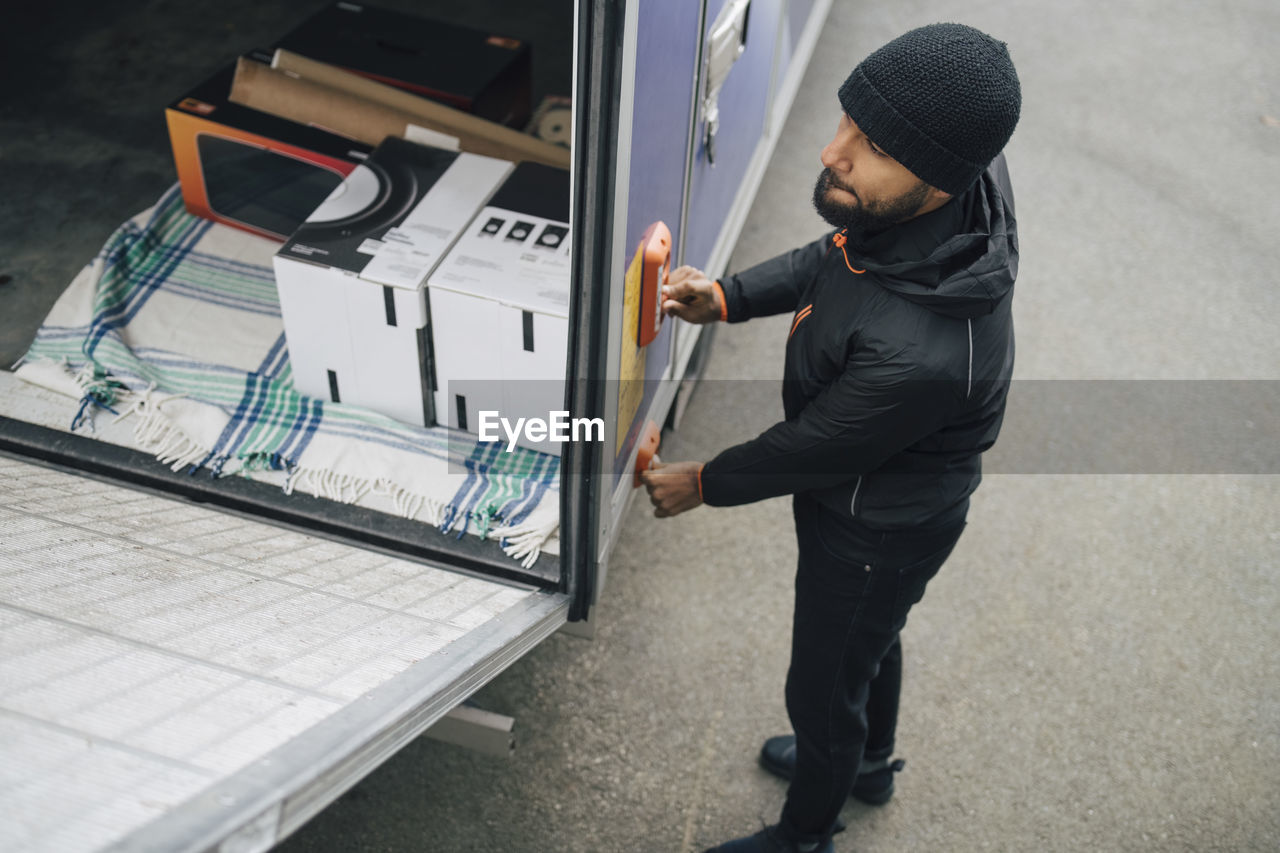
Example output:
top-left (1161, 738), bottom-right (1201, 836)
top-left (699, 155), bottom-right (1018, 529)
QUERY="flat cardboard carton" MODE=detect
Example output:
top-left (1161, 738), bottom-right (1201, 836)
top-left (231, 52), bottom-right (570, 170)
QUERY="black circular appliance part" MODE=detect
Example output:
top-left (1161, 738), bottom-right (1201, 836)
top-left (292, 158), bottom-right (421, 244)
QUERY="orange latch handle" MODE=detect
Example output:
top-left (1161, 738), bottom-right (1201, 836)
top-left (633, 420), bottom-right (663, 488)
top-left (637, 222), bottom-right (673, 347)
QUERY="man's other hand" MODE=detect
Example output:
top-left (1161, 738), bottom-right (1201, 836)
top-left (639, 461), bottom-right (704, 518)
top-left (663, 266), bottom-right (723, 324)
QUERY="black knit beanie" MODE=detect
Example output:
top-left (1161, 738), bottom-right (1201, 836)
top-left (838, 23), bottom-right (1021, 195)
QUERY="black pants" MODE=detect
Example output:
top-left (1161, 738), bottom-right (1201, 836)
top-left (781, 493), bottom-right (967, 838)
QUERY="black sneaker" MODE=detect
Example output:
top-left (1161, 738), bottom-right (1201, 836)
top-left (702, 823), bottom-right (834, 853)
top-left (759, 734), bottom-right (905, 806)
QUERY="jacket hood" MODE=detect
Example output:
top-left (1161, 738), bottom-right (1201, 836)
top-left (847, 153), bottom-right (1018, 319)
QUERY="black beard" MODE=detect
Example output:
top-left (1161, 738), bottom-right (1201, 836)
top-left (811, 168), bottom-right (931, 242)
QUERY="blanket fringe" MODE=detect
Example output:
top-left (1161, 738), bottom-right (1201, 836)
top-left (286, 468), bottom-right (449, 528)
top-left (381, 478), bottom-right (448, 527)
top-left (119, 386), bottom-right (211, 472)
top-left (490, 516), bottom-right (561, 569)
top-left (19, 360), bottom-right (561, 563)
top-left (67, 360), bottom-right (126, 433)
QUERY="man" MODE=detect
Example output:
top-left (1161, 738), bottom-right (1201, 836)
top-left (639, 22), bottom-right (1022, 853)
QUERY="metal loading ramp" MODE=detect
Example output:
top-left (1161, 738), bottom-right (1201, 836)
top-left (0, 455), bottom-right (568, 853)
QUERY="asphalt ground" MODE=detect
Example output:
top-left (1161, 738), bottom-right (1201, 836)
top-left (277, 1), bottom-right (1280, 851)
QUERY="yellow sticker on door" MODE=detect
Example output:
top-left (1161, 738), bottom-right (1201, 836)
top-left (617, 244), bottom-right (647, 453)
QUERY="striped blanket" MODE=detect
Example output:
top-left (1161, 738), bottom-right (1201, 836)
top-left (15, 186), bottom-right (560, 565)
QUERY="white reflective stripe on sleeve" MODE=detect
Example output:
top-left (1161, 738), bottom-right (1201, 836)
top-left (966, 318), bottom-right (974, 399)
top-left (849, 475), bottom-right (862, 517)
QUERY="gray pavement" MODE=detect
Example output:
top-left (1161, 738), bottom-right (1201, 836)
top-left (277, 1), bottom-right (1280, 851)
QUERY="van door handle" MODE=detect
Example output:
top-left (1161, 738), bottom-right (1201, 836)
top-left (701, 0), bottom-right (751, 166)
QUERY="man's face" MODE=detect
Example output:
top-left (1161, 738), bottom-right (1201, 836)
top-left (812, 111), bottom-right (948, 239)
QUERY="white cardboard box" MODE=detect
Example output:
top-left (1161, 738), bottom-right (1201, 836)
top-left (428, 162), bottom-right (571, 454)
top-left (273, 137), bottom-right (512, 426)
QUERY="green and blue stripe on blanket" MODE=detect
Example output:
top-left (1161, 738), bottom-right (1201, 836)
top-left (15, 185), bottom-right (560, 565)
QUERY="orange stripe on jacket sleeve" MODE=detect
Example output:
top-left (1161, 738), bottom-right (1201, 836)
top-left (712, 281), bottom-right (728, 322)
top-left (789, 304), bottom-right (813, 337)
top-left (697, 463), bottom-right (705, 502)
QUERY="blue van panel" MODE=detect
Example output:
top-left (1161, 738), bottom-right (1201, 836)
top-left (613, 0), bottom-right (703, 478)
top-left (625, 0), bottom-right (701, 256)
top-left (682, 0), bottom-right (782, 271)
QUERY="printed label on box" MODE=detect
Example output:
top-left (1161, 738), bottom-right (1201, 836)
top-left (431, 206), bottom-right (571, 317)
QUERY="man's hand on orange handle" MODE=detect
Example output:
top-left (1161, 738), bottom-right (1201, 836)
top-left (638, 460), bottom-right (704, 518)
top-left (662, 266), bottom-right (723, 324)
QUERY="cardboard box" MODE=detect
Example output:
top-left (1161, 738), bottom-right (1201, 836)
top-left (428, 162), bottom-right (572, 454)
top-left (275, 2), bottom-right (533, 127)
top-left (232, 52), bottom-right (570, 170)
top-left (165, 54), bottom-right (373, 241)
top-left (273, 137), bottom-right (513, 427)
